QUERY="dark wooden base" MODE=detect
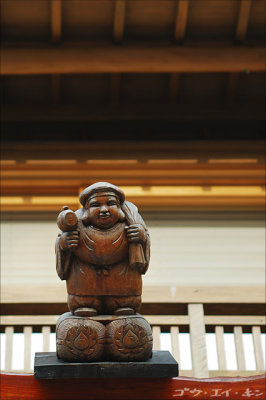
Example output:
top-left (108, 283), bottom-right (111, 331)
top-left (34, 350), bottom-right (178, 379)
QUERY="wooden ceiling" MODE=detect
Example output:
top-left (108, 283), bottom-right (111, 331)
top-left (1, 0), bottom-right (265, 141)
top-left (0, 1), bottom-right (265, 211)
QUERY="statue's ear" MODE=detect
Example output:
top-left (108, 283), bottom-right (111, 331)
top-left (118, 207), bottom-right (126, 222)
top-left (81, 209), bottom-right (91, 225)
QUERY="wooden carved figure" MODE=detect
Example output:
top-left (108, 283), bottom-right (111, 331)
top-left (55, 182), bottom-right (153, 362)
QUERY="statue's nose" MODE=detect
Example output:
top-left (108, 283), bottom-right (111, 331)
top-left (100, 206), bottom-right (108, 214)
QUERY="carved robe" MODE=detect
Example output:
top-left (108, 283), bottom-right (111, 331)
top-left (56, 206), bottom-right (150, 297)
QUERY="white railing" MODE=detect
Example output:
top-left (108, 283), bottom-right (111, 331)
top-left (1, 305), bottom-right (265, 378)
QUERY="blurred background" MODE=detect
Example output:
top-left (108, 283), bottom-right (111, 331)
top-left (1, 0), bottom-right (265, 378)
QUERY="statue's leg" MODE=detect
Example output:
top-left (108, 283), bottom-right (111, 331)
top-left (67, 294), bottom-right (102, 316)
top-left (104, 295), bottom-right (141, 315)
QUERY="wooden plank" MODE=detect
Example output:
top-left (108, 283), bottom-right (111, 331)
top-left (205, 316), bottom-right (266, 326)
top-left (24, 327), bottom-right (32, 372)
top-left (231, 0), bottom-right (251, 105)
top-left (1, 186), bottom-right (265, 199)
top-left (188, 304), bottom-right (209, 378)
top-left (1, 316), bottom-right (59, 325)
top-left (147, 316), bottom-right (189, 325)
top-left (215, 326), bottom-right (227, 371)
top-left (174, 0), bottom-right (189, 43)
top-left (252, 326), bottom-right (265, 371)
top-left (42, 326), bottom-right (51, 352)
top-left (3, 372), bottom-right (265, 400)
top-left (113, 0), bottom-right (126, 43)
top-left (2, 285), bottom-right (265, 305)
top-left (180, 370), bottom-right (266, 378)
top-left (51, 0), bottom-right (62, 43)
top-left (182, 370), bottom-right (266, 378)
top-left (4, 327), bottom-right (14, 372)
top-left (235, 0), bottom-right (252, 43)
top-left (3, 180), bottom-right (265, 198)
top-left (234, 326), bottom-right (246, 370)
top-left (1, 46), bottom-right (265, 75)
top-left (1, 314), bottom-right (265, 327)
top-left (2, 192), bottom-right (265, 211)
top-left (170, 326), bottom-right (180, 362)
top-left (2, 140), bottom-right (264, 157)
top-left (3, 165), bottom-right (265, 180)
top-left (152, 326), bottom-right (161, 350)
top-left (5, 369), bottom-right (264, 378)
top-left (208, 370), bottom-right (266, 377)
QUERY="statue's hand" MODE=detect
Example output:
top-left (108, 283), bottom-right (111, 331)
top-left (59, 231), bottom-right (79, 251)
top-left (125, 224), bottom-right (146, 244)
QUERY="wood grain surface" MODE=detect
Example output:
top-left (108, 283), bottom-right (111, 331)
top-left (1, 373), bottom-right (265, 400)
top-left (1, 45), bottom-right (265, 75)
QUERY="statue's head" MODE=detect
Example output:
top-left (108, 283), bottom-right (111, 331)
top-left (79, 182), bottom-right (126, 229)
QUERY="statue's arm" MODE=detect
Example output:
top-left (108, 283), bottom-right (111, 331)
top-left (142, 229), bottom-right (150, 274)
top-left (132, 207), bottom-right (150, 273)
top-left (56, 209), bottom-right (82, 280)
top-left (122, 201), bottom-right (150, 274)
top-left (55, 234), bottom-right (73, 280)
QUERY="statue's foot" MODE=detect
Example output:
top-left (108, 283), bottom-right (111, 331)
top-left (73, 307), bottom-right (97, 317)
top-left (114, 307), bottom-right (135, 316)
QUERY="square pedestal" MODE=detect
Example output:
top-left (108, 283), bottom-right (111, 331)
top-left (34, 350), bottom-right (178, 379)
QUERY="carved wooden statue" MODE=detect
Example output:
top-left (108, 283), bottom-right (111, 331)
top-left (55, 182), bottom-right (153, 362)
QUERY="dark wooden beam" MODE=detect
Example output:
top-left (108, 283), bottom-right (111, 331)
top-left (2, 141), bottom-right (264, 161)
top-left (113, 0), bottom-right (126, 44)
top-left (171, 0), bottom-right (189, 98)
top-left (235, 0), bottom-right (252, 43)
top-left (51, 0), bottom-right (62, 44)
top-left (1, 45), bottom-right (265, 74)
top-left (174, 0), bottom-right (189, 43)
top-left (228, 0), bottom-right (252, 106)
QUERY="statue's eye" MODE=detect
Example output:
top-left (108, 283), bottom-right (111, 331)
top-left (107, 200), bottom-right (117, 206)
top-left (90, 202), bottom-right (99, 208)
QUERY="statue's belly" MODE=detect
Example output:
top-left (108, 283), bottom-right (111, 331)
top-left (74, 223), bottom-right (128, 265)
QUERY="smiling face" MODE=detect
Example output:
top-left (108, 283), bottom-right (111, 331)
top-left (85, 194), bottom-right (121, 229)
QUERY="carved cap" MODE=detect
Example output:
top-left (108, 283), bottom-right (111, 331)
top-left (79, 182), bottom-right (125, 206)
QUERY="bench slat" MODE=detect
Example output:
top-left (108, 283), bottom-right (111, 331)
top-left (152, 326), bottom-right (161, 350)
top-left (215, 326), bottom-right (227, 370)
top-left (188, 304), bottom-right (209, 378)
top-left (252, 326), bottom-right (264, 371)
top-left (170, 326), bottom-right (180, 363)
top-left (24, 327), bottom-right (32, 372)
top-left (4, 327), bottom-right (13, 372)
top-left (234, 326), bottom-right (246, 370)
top-left (42, 326), bottom-right (51, 352)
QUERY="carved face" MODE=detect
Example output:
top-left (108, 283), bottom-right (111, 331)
top-left (84, 194), bottom-right (123, 229)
